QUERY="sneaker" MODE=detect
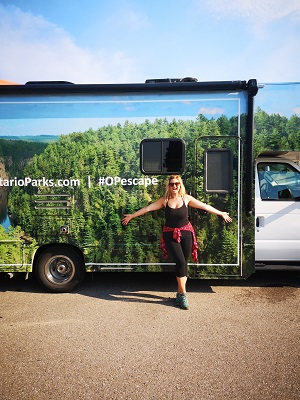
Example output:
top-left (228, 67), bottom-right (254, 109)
top-left (175, 292), bottom-right (181, 306)
top-left (179, 293), bottom-right (189, 310)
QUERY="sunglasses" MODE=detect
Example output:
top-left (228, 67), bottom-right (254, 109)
top-left (169, 182), bottom-right (180, 187)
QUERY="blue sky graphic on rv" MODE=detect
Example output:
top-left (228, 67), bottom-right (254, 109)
top-left (0, 91), bottom-right (244, 136)
top-left (1, 83), bottom-right (300, 137)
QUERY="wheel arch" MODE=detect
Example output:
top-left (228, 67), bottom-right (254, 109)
top-left (32, 243), bottom-right (85, 273)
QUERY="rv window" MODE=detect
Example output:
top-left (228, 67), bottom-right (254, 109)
top-left (140, 139), bottom-right (185, 175)
top-left (204, 149), bottom-right (233, 193)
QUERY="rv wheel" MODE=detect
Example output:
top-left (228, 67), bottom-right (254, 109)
top-left (35, 246), bottom-right (85, 292)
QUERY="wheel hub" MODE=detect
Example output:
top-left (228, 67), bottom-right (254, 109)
top-left (45, 255), bottom-right (75, 284)
top-left (56, 262), bottom-right (68, 275)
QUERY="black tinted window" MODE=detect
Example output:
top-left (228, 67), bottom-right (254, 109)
top-left (140, 139), bottom-right (185, 175)
top-left (204, 149), bottom-right (233, 193)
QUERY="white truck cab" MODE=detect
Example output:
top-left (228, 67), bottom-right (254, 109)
top-left (255, 151), bottom-right (300, 265)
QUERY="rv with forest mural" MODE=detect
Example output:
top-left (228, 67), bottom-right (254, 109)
top-left (0, 79), bottom-right (299, 292)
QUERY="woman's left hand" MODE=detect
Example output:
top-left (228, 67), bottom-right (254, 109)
top-left (221, 212), bottom-right (232, 223)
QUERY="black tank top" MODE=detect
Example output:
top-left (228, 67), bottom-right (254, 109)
top-left (165, 198), bottom-right (189, 228)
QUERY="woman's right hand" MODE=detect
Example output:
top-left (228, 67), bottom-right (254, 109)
top-left (122, 214), bottom-right (132, 225)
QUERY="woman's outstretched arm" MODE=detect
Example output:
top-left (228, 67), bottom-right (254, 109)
top-left (185, 194), bottom-right (232, 223)
top-left (122, 197), bottom-right (165, 225)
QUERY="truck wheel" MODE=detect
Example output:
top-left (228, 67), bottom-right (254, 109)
top-left (35, 246), bottom-right (85, 292)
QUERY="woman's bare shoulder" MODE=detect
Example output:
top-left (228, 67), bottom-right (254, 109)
top-left (183, 194), bottom-right (192, 204)
top-left (149, 196), bottom-right (166, 210)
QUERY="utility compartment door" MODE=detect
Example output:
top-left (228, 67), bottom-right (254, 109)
top-left (190, 136), bottom-right (243, 278)
top-left (185, 94), bottom-right (255, 279)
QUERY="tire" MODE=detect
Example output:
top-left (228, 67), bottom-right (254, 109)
top-left (35, 246), bottom-right (85, 292)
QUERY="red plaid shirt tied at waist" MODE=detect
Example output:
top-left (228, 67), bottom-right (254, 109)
top-left (160, 222), bottom-right (198, 262)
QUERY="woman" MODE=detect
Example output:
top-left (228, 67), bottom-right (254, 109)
top-left (122, 175), bottom-right (232, 310)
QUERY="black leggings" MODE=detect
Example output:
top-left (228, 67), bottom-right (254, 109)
top-left (163, 230), bottom-right (192, 277)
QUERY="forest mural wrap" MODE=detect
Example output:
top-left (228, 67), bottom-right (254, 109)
top-left (0, 109), bottom-right (300, 273)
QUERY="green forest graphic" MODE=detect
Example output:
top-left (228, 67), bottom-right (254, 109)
top-left (0, 108), bottom-right (299, 273)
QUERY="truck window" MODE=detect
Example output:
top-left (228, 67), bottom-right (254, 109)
top-left (258, 162), bottom-right (300, 200)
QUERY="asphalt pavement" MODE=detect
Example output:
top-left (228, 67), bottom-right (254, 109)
top-left (0, 270), bottom-right (299, 400)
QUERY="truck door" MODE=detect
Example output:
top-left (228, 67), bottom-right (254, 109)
top-left (255, 157), bottom-right (300, 263)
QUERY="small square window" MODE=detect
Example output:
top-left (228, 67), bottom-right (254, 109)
top-left (140, 139), bottom-right (185, 175)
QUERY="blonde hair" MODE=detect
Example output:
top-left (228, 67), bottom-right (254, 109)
top-left (164, 175), bottom-right (186, 201)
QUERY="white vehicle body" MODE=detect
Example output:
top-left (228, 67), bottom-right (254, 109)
top-left (255, 152), bottom-right (300, 264)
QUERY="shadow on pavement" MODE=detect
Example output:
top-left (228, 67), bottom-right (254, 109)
top-left (0, 271), bottom-right (215, 308)
top-left (1, 270), bottom-right (299, 302)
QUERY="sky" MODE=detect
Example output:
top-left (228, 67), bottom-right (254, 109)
top-left (0, 0), bottom-right (299, 85)
top-left (0, 0), bottom-right (299, 128)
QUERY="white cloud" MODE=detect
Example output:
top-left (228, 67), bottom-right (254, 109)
top-left (294, 107), bottom-right (300, 115)
top-left (0, 5), bottom-right (137, 84)
top-left (191, 0), bottom-right (300, 83)
top-left (259, 36), bottom-right (300, 82)
top-left (202, 0), bottom-right (300, 23)
top-left (199, 107), bottom-right (224, 115)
